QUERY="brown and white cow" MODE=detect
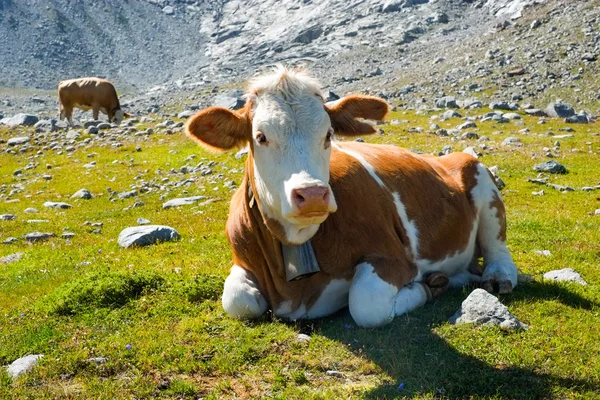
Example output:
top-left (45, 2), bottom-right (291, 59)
top-left (186, 67), bottom-right (518, 327)
top-left (58, 77), bottom-right (127, 126)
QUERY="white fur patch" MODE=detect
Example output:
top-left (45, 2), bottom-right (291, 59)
top-left (222, 265), bottom-right (268, 319)
top-left (392, 192), bottom-right (420, 259)
top-left (333, 143), bottom-right (386, 187)
top-left (275, 279), bottom-right (350, 320)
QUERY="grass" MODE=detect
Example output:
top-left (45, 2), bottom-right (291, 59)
top-left (0, 109), bottom-right (599, 399)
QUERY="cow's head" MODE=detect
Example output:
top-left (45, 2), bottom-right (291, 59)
top-left (112, 110), bottom-right (127, 125)
top-left (186, 67), bottom-right (388, 244)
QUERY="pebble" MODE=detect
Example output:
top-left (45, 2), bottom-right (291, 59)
top-left (162, 196), bottom-right (207, 209)
top-left (71, 189), bottom-right (93, 199)
top-left (0, 252), bottom-right (23, 264)
top-left (43, 201), bottom-right (72, 209)
top-left (533, 160), bottom-right (567, 174)
top-left (24, 232), bottom-right (55, 242)
top-left (1, 214), bottom-right (16, 221)
top-left (543, 268), bottom-right (587, 285)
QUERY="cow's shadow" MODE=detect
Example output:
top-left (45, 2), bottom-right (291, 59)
top-left (293, 281), bottom-right (599, 399)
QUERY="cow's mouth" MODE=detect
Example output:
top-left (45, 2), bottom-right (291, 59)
top-left (286, 211), bottom-right (330, 226)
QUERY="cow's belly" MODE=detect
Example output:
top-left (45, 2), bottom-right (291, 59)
top-left (414, 216), bottom-right (479, 279)
top-left (73, 103), bottom-right (91, 111)
top-left (274, 278), bottom-right (350, 320)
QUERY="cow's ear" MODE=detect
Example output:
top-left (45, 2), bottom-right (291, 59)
top-left (186, 103), bottom-right (252, 151)
top-left (325, 95), bottom-right (389, 136)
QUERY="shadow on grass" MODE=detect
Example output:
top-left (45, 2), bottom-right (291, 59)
top-left (302, 282), bottom-right (599, 399)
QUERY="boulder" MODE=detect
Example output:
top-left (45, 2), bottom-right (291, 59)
top-left (7, 355), bottom-right (43, 379)
top-left (0, 114), bottom-right (39, 127)
top-left (533, 160), bottom-right (567, 174)
top-left (545, 101), bottom-right (575, 118)
top-left (118, 225), bottom-right (180, 248)
top-left (449, 289), bottom-right (527, 330)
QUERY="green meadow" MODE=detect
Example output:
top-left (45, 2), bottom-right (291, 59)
top-left (1, 110), bottom-right (599, 399)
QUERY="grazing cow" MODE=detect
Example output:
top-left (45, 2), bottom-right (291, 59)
top-left (186, 67), bottom-right (518, 327)
top-left (58, 77), bottom-right (127, 126)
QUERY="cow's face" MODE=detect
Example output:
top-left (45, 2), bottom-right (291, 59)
top-left (112, 110), bottom-right (125, 125)
top-left (186, 68), bottom-right (388, 244)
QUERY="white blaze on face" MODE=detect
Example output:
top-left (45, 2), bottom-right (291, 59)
top-left (113, 110), bottom-right (124, 125)
top-left (249, 74), bottom-right (338, 245)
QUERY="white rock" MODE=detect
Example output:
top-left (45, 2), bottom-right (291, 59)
top-left (44, 201), bottom-right (73, 209)
top-left (118, 225), bottom-right (180, 248)
top-left (297, 333), bottom-right (311, 343)
top-left (7, 354), bottom-right (43, 379)
top-left (543, 268), bottom-right (587, 285)
top-left (162, 196), bottom-right (206, 209)
top-left (449, 289), bottom-right (527, 330)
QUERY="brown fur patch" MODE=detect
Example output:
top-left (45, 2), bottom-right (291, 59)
top-left (326, 95), bottom-right (389, 136)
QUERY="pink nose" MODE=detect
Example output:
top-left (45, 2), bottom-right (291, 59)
top-left (291, 186), bottom-right (330, 214)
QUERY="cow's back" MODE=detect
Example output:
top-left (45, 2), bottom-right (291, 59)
top-left (58, 78), bottom-right (119, 108)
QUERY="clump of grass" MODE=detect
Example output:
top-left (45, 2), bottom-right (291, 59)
top-left (182, 275), bottom-right (224, 303)
top-left (43, 270), bottom-right (166, 316)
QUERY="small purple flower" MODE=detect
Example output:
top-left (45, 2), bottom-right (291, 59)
top-left (398, 382), bottom-right (405, 391)
top-left (98, 249), bottom-right (103, 254)
top-left (344, 323), bottom-right (351, 330)
top-left (125, 344), bottom-right (132, 350)
top-left (20, 313), bottom-right (25, 318)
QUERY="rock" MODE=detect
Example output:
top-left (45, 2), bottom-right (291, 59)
top-left (442, 109), bottom-right (462, 119)
top-left (502, 137), bottom-right (521, 146)
top-left (1, 214), bottom-right (16, 221)
top-left (96, 122), bottom-right (111, 129)
top-left (463, 147), bottom-right (479, 158)
top-left (118, 225), bottom-right (181, 248)
top-left (326, 370), bottom-right (344, 377)
top-left (582, 53), bottom-right (597, 62)
top-left (213, 92), bottom-right (245, 110)
top-left (7, 355), bottom-right (43, 379)
top-left (297, 333), bottom-right (311, 342)
top-left (118, 190), bottom-right (137, 199)
top-left (533, 160), bottom-right (567, 174)
top-left (530, 19), bottom-right (541, 29)
top-left (235, 146), bottom-right (249, 159)
top-left (137, 218), bottom-right (151, 225)
top-left (545, 101), bottom-right (575, 118)
top-left (594, 209), bottom-right (600, 215)
top-left (0, 114), bottom-right (39, 127)
top-left (449, 289), bottom-right (527, 330)
top-left (34, 119), bottom-right (56, 131)
top-left (163, 196), bottom-right (207, 209)
top-left (162, 5), bottom-right (174, 15)
top-left (506, 67), bottom-right (525, 77)
top-left (86, 126), bottom-right (99, 135)
top-left (324, 90), bottom-right (339, 102)
top-left (293, 25), bottom-right (323, 44)
top-left (87, 357), bottom-right (108, 365)
top-left (565, 114), bottom-right (589, 124)
top-left (71, 189), bottom-right (93, 200)
top-left (543, 268), bottom-right (587, 285)
top-left (457, 121), bottom-right (477, 130)
top-left (489, 101), bottom-right (516, 111)
top-left (24, 232), bottom-right (55, 242)
top-left (43, 201), bottom-right (72, 209)
top-left (502, 112), bottom-right (521, 120)
top-left (2, 237), bottom-right (18, 244)
top-left (436, 96), bottom-right (458, 109)
top-left (24, 208), bottom-right (38, 213)
top-left (524, 109), bottom-right (547, 117)
top-left (62, 232), bottom-right (75, 239)
top-left (0, 252), bottom-right (23, 264)
top-left (534, 250), bottom-right (552, 256)
top-left (7, 136), bottom-right (30, 146)
top-left (178, 110), bottom-right (195, 119)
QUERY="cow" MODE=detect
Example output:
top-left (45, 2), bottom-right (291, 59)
top-left (185, 66), bottom-right (518, 328)
top-left (58, 77), bottom-right (128, 126)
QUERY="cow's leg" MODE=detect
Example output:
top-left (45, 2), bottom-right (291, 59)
top-left (349, 261), bottom-right (428, 328)
top-left (222, 265), bottom-right (268, 319)
top-left (92, 106), bottom-right (100, 121)
top-left (472, 164), bottom-right (518, 293)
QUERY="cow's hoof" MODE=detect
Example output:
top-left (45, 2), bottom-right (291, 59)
top-left (422, 271), bottom-right (449, 298)
top-left (481, 279), bottom-right (513, 294)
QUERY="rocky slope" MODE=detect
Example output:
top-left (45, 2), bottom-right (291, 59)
top-left (2, 0), bottom-right (600, 117)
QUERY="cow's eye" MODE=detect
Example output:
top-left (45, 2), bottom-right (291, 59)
top-left (325, 128), bottom-right (333, 148)
top-left (256, 132), bottom-right (268, 145)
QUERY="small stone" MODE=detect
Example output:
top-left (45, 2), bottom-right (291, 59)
top-left (87, 357), bottom-right (107, 365)
top-left (7, 136), bottom-right (30, 146)
top-left (235, 147), bottom-right (249, 159)
top-left (71, 189), bottom-right (93, 200)
top-left (43, 201), bottom-right (72, 209)
top-left (118, 190), bottom-right (138, 199)
top-left (457, 121), bottom-right (477, 130)
top-left (62, 232), bottom-right (75, 239)
top-left (534, 250), bottom-right (551, 256)
top-left (543, 268), bottom-right (587, 285)
top-left (326, 370), bottom-right (344, 377)
top-left (449, 289), bottom-right (527, 330)
top-left (137, 218), bottom-right (151, 225)
top-left (7, 354), bottom-right (43, 379)
top-left (533, 160), bottom-right (567, 174)
top-left (0, 252), bottom-right (23, 264)
top-left (502, 137), bottom-right (521, 146)
top-left (463, 147), bottom-right (479, 158)
top-left (24, 208), bottom-right (38, 214)
top-left (1, 214), bottom-right (16, 221)
top-left (297, 333), bottom-right (311, 342)
top-left (3, 237), bottom-right (18, 244)
top-left (118, 225), bottom-right (180, 248)
top-left (24, 232), bottom-right (55, 242)
top-left (163, 196), bottom-right (207, 209)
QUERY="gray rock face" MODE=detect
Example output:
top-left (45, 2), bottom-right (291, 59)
top-left (212, 90), bottom-right (245, 110)
top-left (7, 354), bottom-right (43, 379)
top-left (71, 189), bottom-right (93, 199)
top-left (533, 160), bottom-right (567, 174)
top-left (0, 114), bottom-right (39, 127)
top-left (118, 225), bottom-right (180, 248)
top-left (545, 101), bottom-right (575, 118)
top-left (449, 289), bottom-right (527, 330)
top-left (7, 136), bottom-right (30, 146)
top-left (565, 114), bottom-right (589, 124)
top-left (43, 201), bottom-right (73, 209)
top-left (293, 25), bottom-right (323, 44)
top-left (24, 232), bottom-right (55, 242)
top-left (163, 196), bottom-right (207, 209)
top-left (177, 110), bottom-right (195, 119)
top-left (34, 119), bottom-right (56, 131)
top-left (543, 268), bottom-right (587, 285)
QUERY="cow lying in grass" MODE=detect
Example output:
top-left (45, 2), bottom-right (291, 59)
top-left (58, 77), bottom-right (128, 126)
top-left (186, 67), bottom-right (518, 327)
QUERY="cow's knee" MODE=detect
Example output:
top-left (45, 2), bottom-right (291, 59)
top-left (222, 265), bottom-right (267, 319)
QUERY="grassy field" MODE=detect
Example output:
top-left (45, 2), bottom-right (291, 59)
top-left (1, 109), bottom-right (599, 399)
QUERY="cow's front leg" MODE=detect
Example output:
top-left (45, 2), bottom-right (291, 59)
top-left (222, 265), bottom-right (268, 319)
top-left (349, 260), bottom-right (428, 328)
